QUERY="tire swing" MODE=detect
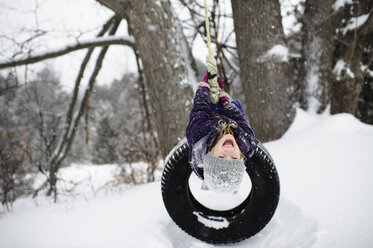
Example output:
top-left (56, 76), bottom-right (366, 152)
top-left (161, 0), bottom-right (279, 244)
top-left (161, 141), bottom-right (280, 244)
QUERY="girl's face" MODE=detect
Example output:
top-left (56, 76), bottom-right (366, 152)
top-left (212, 134), bottom-right (241, 160)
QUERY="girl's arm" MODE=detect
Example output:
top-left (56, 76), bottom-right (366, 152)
top-left (186, 87), bottom-right (212, 145)
top-left (222, 103), bottom-right (252, 132)
top-left (222, 102), bottom-right (258, 155)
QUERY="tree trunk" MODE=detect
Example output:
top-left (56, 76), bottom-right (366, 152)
top-left (331, 2), bottom-right (373, 115)
top-left (47, 163), bottom-right (58, 202)
top-left (357, 32), bottom-right (373, 124)
top-left (357, 76), bottom-right (373, 124)
top-left (231, 0), bottom-right (296, 142)
top-left (331, 42), bottom-right (366, 114)
top-left (331, 75), bottom-right (363, 114)
top-left (96, 0), bottom-right (193, 157)
top-left (301, 0), bottom-right (335, 113)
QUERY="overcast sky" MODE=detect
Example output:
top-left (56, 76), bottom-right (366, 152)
top-left (0, 0), bottom-right (297, 92)
top-left (0, 0), bottom-right (138, 91)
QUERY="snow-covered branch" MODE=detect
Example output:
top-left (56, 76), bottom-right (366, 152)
top-left (0, 36), bottom-right (135, 69)
top-left (341, 13), bottom-right (370, 35)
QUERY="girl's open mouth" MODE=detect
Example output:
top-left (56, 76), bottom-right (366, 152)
top-left (223, 139), bottom-right (234, 147)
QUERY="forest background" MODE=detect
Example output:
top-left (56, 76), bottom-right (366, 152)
top-left (0, 0), bottom-right (372, 208)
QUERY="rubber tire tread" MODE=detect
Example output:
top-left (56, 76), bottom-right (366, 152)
top-left (161, 142), bottom-right (280, 244)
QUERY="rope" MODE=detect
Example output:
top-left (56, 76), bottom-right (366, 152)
top-left (204, 0), bottom-right (220, 104)
top-left (204, 0), bottom-right (212, 55)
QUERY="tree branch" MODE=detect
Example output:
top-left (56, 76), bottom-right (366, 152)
top-left (0, 36), bottom-right (135, 69)
top-left (53, 15), bottom-right (118, 168)
top-left (341, 12), bottom-right (373, 47)
top-left (58, 18), bottom-right (122, 165)
top-left (357, 12), bottom-right (373, 37)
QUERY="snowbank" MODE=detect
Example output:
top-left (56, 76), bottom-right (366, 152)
top-left (1, 109), bottom-right (373, 248)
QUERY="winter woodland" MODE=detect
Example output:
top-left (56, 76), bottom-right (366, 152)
top-left (0, 0), bottom-right (373, 246)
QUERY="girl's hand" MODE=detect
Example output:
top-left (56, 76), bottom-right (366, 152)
top-left (219, 91), bottom-right (231, 106)
top-left (202, 70), bottom-right (224, 89)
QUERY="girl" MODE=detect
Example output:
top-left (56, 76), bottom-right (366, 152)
top-left (186, 72), bottom-right (258, 192)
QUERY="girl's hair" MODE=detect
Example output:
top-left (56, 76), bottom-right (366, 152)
top-left (214, 120), bottom-right (234, 143)
top-left (211, 120), bottom-right (243, 159)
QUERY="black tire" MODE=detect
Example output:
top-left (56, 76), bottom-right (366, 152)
top-left (161, 141), bottom-right (280, 244)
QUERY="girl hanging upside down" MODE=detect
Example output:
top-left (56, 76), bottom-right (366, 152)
top-left (186, 71), bottom-right (258, 193)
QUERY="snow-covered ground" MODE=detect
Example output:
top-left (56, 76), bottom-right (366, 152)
top-left (1, 109), bottom-right (373, 248)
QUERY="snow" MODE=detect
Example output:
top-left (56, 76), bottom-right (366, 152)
top-left (1, 109), bottom-right (373, 247)
top-left (332, 0), bottom-right (354, 11)
top-left (0, 36), bottom-right (135, 67)
top-left (189, 172), bottom-right (252, 211)
top-left (280, 0), bottom-right (304, 36)
top-left (147, 25), bottom-right (158, 32)
top-left (193, 211), bottom-right (230, 230)
top-left (333, 59), bottom-right (355, 80)
top-left (306, 71), bottom-right (320, 113)
top-left (258, 44), bottom-right (289, 63)
top-left (341, 13), bottom-right (370, 35)
top-left (303, 35), bottom-right (323, 113)
top-left (55, 163), bottom-right (122, 197)
top-left (361, 64), bottom-right (373, 78)
top-left (266, 109), bottom-right (373, 248)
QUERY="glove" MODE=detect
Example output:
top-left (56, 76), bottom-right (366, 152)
top-left (202, 70), bottom-right (224, 89)
top-left (219, 91), bottom-right (231, 106)
top-left (198, 81), bottom-right (210, 89)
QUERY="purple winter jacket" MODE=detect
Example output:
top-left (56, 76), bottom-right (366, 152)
top-left (186, 88), bottom-right (258, 179)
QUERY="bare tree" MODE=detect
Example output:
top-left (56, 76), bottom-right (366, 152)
top-left (357, 33), bottom-right (373, 124)
top-left (300, 0), bottom-right (335, 112)
top-left (1, 16), bottom-right (126, 201)
top-left (176, 0), bottom-right (240, 90)
top-left (134, 50), bottom-right (161, 182)
top-left (0, 135), bottom-right (30, 210)
top-left (1, 0), bottom-right (195, 200)
top-left (331, 1), bottom-right (373, 115)
top-left (0, 74), bottom-right (31, 209)
top-left (8, 67), bottom-right (66, 201)
top-left (91, 72), bottom-right (161, 183)
top-left (300, 0), bottom-right (373, 116)
top-left (96, 0), bottom-right (194, 157)
top-left (231, 0), bottom-right (297, 142)
top-left (0, 36), bottom-right (134, 69)
top-left (43, 17), bottom-right (122, 201)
